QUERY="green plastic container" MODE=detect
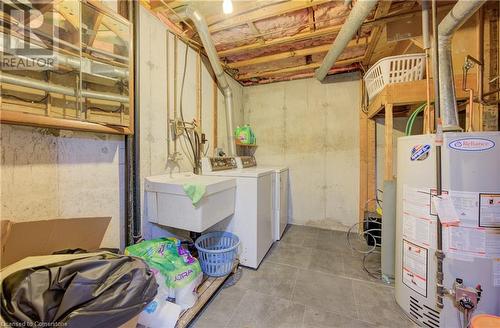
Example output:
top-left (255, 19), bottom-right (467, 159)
top-left (234, 124), bottom-right (256, 145)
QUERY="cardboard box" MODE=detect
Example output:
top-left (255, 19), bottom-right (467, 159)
top-left (0, 217), bottom-right (111, 268)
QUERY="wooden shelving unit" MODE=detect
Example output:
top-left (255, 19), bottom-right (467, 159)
top-left (358, 74), bottom-right (477, 227)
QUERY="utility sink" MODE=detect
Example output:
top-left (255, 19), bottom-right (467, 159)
top-left (144, 172), bottom-right (236, 232)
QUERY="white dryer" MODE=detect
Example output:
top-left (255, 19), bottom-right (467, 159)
top-left (201, 157), bottom-right (274, 269)
top-left (236, 156), bottom-right (289, 241)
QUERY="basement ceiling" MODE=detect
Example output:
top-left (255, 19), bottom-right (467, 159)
top-left (143, 0), bottom-right (427, 85)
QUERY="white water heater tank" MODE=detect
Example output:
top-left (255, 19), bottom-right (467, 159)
top-left (395, 132), bottom-right (500, 327)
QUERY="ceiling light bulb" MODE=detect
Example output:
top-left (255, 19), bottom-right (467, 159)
top-left (223, 0), bottom-right (233, 14)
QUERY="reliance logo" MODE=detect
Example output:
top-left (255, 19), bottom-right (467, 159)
top-left (448, 138), bottom-right (495, 152)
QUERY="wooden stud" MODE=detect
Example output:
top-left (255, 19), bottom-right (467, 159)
top-left (196, 50), bottom-right (202, 129)
top-left (359, 109), bottom-right (369, 225)
top-left (384, 103), bottom-right (394, 182)
top-left (367, 118), bottom-right (377, 212)
top-left (212, 80), bottom-right (218, 156)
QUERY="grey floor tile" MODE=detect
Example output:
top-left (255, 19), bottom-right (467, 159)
top-left (190, 285), bottom-right (245, 328)
top-left (341, 252), bottom-right (383, 284)
top-left (302, 306), bottom-right (378, 328)
top-left (292, 269), bottom-right (357, 319)
top-left (227, 290), bottom-right (305, 328)
top-left (266, 242), bottom-right (314, 268)
top-left (280, 225), bottom-right (320, 248)
top-left (237, 260), bottom-right (299, 300)
top-left (352, 280), bottom-right (414, 327)
top-left (306, 249), bottom-right (344, 276)
top-left (315, 230), bottom-right (351, 254)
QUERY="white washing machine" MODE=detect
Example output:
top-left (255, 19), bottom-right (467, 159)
top-left (236, 156), bottom-right (289, 241)
top-left (201, 157), bottom-right (274, 269)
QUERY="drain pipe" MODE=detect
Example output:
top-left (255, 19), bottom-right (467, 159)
top-left (314, 0), bottom-right (378, 81)
top-left (176, 6), bottom-right (237, 156)
top-left (438, 0), bottom-right (486, 130)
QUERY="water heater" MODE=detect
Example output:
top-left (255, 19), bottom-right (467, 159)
top-left (395, 132), bottom-right (500, 327)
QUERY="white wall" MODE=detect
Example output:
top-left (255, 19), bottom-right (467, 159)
top-left (0, 125), bottom-right (125, 248)
top-left (243, 76), bottom-right (361, 231)
top-left (138, 8), bottom-right (244, 239)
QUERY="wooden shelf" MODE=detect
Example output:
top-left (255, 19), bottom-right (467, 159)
top-left (235, 140), bottom-right (258, 147)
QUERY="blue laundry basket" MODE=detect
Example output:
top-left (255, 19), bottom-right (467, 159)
top-left (195, 231), bottom-right (239, 277)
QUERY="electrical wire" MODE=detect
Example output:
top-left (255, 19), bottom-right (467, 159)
top-left (178, 42), bottom-right (197, 171)
top-left (87, 106), bottom-right (123, 113)
top-left (3, 93), bottom-right (49, 104)
top-left (346, 197), bottom-right (383, 280)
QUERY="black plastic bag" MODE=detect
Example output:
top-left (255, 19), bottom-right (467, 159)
top-left (1, 252), bottom-right (158, 328)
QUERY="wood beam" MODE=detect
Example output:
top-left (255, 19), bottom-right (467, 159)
top-left (363, 1), bottom-right (392, 65)
top-left (219, 24), bottom-right (343, 57)
top-left (237, 56), bottom-right (363, 80)
top-left (391, 39), bottom-right (413, 56)
top-left (209, 0), bottom-right (331, 33)
top-left (227, 37), bottom-right (369, 69)
top-left (384, 103), bottom-right (394, 181)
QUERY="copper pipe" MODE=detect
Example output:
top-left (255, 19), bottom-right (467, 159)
top-left (424, 50), bottom-right (432, 133)
top-left (477, 7), bottom-right (484, 103)
top-left (465, 88), bottom-right (475, 132)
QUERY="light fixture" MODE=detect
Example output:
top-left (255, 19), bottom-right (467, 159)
top-left (223, 0), bottom-right (233, 14)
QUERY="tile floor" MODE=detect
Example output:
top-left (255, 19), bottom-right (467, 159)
top-left (190, 225), bottom-right (416, 328)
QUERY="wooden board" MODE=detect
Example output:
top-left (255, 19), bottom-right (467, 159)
top-left (367, 74), bottom-right (478, 119)
top-left (176, 262), bottom-right (238, 328)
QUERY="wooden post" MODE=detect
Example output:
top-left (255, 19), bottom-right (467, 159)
top-left (212, 80), bottom-right (218, 156)
top-left (359, 110), bottom-right (377, 227)
top-left (367, 118), bottom-right (376, 211)
top-left (384, 103), bottom-right (394, 182)
top-left (359, 110), bottom-right (369, 225)
top-left (196, 50), bottom-right (202, 129)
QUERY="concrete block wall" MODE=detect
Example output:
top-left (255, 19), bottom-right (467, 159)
top-left (243, 77), bottom-right (361, 231)
top-left (0, 125), bottom-right (125, 248)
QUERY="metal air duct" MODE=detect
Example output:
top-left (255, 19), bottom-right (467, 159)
top-left (438, 0), bottom-right (486, 130)
top-left (176, 6), bottom-right (237, 156)
top-left (314, 0), bottom-right (378, 81)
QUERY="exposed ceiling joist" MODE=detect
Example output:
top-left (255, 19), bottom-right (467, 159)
top-left (227, 36), bottom-right (370, 69)
top-left (208, 0), bottom-right (331, 33)
top-left (237, 55), bottom-right (363, 80)
top-left (363, 0), bottom-right (393, 65)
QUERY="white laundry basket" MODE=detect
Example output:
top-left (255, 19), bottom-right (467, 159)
top-left (364, 54), bottom-right (426, 101)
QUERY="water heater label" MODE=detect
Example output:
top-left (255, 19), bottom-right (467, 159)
top-left (479, 193), bottom-right (500, 228)
top-left (448, 138), bottom-right (495, 152)
top-left (410, 144), bottom-right (431, 161)
top-left (402, 240), bottom-right (428, 297)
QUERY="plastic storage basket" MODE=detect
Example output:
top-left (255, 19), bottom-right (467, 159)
top-left (364, 54), bottom-right (426, 101)
top-left (195, 231), bottom-right (239, 277)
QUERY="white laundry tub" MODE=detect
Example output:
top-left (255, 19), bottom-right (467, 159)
top-left (145, 173), bottom-right (236, 232)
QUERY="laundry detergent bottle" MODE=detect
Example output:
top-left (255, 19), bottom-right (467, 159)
top-left (234, 124), bottom-right (256, 145)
